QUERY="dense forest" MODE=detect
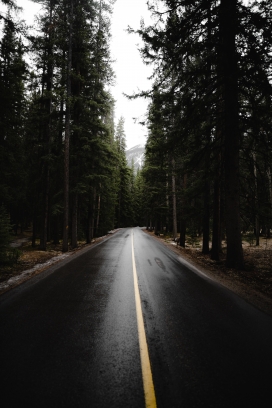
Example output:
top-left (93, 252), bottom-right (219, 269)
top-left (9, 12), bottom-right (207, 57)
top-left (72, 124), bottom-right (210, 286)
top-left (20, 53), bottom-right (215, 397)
top-left (0, 0), bottom-right (272, 271)
top-left (131, 0), bottom-right (272, 269)
top-left (0, 0), bottom-right (138, 262)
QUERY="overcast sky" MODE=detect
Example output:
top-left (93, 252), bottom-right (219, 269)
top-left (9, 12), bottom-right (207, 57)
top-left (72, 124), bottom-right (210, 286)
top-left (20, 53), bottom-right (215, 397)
top-left (110, 0), bottom-right (152, 149)
top-left (11, 0), bottom-right (153, 150)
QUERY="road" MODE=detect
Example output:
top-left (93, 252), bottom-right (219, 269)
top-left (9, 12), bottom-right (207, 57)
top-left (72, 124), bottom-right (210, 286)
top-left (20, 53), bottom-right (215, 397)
top-left (1, 227), bottom-right (272, 407)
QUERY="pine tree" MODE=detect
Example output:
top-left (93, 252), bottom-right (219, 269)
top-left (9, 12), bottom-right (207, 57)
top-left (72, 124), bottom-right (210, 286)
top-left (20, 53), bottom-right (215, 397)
top-left (0, 12), bottom-right (27, 232)
top-left (25, 0), bottom-right (117, 250)
top-left (114, 117), bottom-right (134, 227)
top-left (133, 0), bottom-right (272, 268)
top-left (62, 0), bottom-right (73, 252)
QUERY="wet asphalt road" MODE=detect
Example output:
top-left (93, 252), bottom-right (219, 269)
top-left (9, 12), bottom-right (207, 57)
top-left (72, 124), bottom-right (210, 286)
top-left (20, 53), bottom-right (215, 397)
top-left (1, 227), bottom-right (272, 408)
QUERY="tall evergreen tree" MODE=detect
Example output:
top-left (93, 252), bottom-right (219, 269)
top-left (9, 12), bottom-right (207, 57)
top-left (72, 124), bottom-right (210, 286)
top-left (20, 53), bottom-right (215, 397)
top-left (133, 0), bottom-right (272, 268)
top-left (0, 12), bottom-right (27, 231)
top-left (114, 117), bottom-right (133, 227)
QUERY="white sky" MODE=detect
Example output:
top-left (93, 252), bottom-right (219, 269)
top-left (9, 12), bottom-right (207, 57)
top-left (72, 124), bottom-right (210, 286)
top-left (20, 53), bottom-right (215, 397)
top-left (111, 0), bottom-right (152, 149)
top-left (10, 0), bottom-right (153, 150)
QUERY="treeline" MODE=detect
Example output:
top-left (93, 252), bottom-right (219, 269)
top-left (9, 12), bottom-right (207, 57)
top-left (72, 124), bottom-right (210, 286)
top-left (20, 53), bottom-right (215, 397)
top-left (2, 0), bottom-right (272, 271)
top-left (0, 0), bottom-right (136, 258)
top-left (132, 0), bottom-right (272, 268)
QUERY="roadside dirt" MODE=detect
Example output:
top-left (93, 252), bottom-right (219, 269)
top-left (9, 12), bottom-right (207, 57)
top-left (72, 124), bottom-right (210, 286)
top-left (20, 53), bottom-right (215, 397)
top-left (144, 230), bottom-right (272, 317)
top-left (1, 229), bottom-right (272, 318)
top-left (0, 232), bottom-right (115, 295)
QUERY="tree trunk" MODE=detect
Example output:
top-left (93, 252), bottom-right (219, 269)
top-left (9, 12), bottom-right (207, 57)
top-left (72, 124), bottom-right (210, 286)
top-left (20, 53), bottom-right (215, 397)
top-left (87, 209), bottom-right (94, 244)
top-left (117, 188), bottom-right (121, 228)
top-left (172, 158), bottom-right (177, 240)
top-left (32, 210), bottom-right (37, 248)
top-left (202, 2), bottom-right (212, 255)
top-left (211, 54), bottom-right (224, 261)
top-left (87, 187), bottom-right (96, 243)
top-left (71, 193), bottom-right (78, 249)
top-left (211, 177), bottom-right (221, 261)
top-left (202, 180), bottom-right (210, 254)
top-left (267, 167), bottom-right (272, 239)
top-left (179, 219), bottom-right (186, 247)
top-left (40, 167), bottom-right (50, 250)
top-left (96, 190), bottom-right (101, 233)
top-left (179, 173), bottom-right (187, 247)
top-left (166, 178), bottom-right (169, 234)
top-left (253, 152), bottom-right (259, 246)
top-left (219, 0), bottom-right (244, 268)
top-left (62, 0), bottom-right (73, 252)
top-left (40, 1), bottom-right (54, 251)
top-left (52, 216), bottom-right (60, 245)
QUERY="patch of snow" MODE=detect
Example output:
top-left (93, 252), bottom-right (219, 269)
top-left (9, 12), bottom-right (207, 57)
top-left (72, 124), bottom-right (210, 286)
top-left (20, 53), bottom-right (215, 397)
top-left (1, 229), bottom-right (120, 293)
top-left (0, 253), bottom-right (70, 292)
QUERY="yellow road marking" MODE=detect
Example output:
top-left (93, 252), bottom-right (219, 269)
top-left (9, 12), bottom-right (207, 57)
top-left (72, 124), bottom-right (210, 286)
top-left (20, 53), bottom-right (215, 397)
top-left (131, 232), bottom-right (157, 408)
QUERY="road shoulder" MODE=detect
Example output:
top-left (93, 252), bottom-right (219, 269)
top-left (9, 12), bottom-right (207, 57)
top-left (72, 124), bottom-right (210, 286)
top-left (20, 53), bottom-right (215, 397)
top-left (0, 230), bottom-right (119, 296)
top-left (143, 229), bottom-right (272, 317)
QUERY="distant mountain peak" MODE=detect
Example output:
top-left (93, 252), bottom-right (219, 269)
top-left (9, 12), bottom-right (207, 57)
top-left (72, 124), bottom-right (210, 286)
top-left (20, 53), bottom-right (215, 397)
top-left (125, 144), bottom-right (145, 171)
top-left (126, 143), bottom-right (145, 151)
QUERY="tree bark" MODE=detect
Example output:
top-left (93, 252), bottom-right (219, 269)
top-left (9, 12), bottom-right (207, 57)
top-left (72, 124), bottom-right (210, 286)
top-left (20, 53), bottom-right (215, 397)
top-left (52, 216), bottom-right (60, 245)
top-left (202, 2), bottom-right (212, 255)
top-left (267, 167), bottom-right (272, 238)
top-left (32, 210), bottom-right (37, 248)
top-left (96, 189), bottom-right (101, 233)
top-left (40, 0), bottom-right (54, 251)
top-left (166, 178), bottom-right (169, 234)
top-left (202, 180), bottom-right (210, 254)
top-left (253, 152), bottom-right (259, 246)
top-left (219, 0), bottom-right (244, 268)
top-left (87, 187), bottom-right (96, 243)
top-left (211, 177), bottom-right (221, 261)
top-left (179, 173), bottom-right (187, 247)
top-left (62, 0), bottom-right (73, 252)
top-left (40, 166), bottom-right (50, 250)
top-left (71, 193), bottom-right (78, 249)
top-left (172, 158), bottom-right (177, 240)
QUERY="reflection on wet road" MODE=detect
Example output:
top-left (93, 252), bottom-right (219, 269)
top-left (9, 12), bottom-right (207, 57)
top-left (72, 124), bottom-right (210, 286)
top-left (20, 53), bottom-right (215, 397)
top-left (1, 227), bottom-right (272, 407)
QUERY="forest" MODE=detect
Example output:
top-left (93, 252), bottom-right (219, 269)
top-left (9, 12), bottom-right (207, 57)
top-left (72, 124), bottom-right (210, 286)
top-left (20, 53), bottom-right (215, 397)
top-left (0, 0), bottom-right (272, 271)
top-left (135, 0), bottom-right (272, 269)
top-left (0, 0), bottom-right (139, 261)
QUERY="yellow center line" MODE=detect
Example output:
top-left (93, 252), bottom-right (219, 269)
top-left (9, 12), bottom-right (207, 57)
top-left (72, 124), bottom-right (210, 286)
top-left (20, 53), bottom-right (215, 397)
top-left (131, 232), bottom-right (157, 408)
